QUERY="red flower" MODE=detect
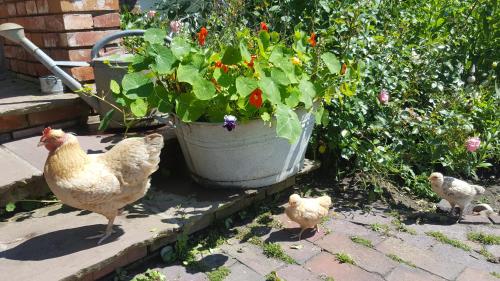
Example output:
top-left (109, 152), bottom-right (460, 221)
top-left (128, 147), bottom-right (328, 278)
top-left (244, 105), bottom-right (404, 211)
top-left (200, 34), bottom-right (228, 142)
top-left (308, 32), bottom-right (317, 47)
top-left (197, 27), bottom-right (208, 46)
top-left (260, 22), bottom-right (268, 32)
top-left (246, 54), bottom-right (257, 68)
top-left (341, 63), bottom-right (347, 75)
top-left (249, 88), bottom-right (263, 108)
top-left (214, 61), bottom-right (229, 73)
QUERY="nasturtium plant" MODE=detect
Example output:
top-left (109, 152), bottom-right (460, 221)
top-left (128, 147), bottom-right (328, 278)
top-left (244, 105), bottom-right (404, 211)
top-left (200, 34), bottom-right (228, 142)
top-left (113, 24), bottom-right (356, 143)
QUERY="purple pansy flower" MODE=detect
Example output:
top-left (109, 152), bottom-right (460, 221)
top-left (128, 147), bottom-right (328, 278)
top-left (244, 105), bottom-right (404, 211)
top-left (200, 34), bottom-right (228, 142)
top-left (223, 115), bottom-right (237, 131)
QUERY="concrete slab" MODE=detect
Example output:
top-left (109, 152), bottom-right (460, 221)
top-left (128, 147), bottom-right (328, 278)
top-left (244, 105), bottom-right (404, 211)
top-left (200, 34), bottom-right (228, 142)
top-left (0, 146), bottom-right (41, 189)
top-left (0, 77), bottom-right (81, 116)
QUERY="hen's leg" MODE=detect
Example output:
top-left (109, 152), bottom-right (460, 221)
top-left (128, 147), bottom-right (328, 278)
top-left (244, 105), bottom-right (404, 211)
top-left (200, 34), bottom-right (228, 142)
top-left (86, 216), bottom-right (116, 244)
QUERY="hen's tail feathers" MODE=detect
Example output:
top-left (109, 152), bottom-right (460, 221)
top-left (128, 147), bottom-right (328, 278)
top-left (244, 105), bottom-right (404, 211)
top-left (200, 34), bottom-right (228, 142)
top-left (318, 195), bottom-right (332, 209)
top-left (472, 185), bottom-right (485, 194)
top-left (144, 133), bottom-right (164, 168)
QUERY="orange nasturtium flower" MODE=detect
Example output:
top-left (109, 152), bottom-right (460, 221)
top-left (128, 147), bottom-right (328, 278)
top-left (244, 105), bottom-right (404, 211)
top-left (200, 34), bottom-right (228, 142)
top-left (197, 27), bottom-right (208, 46)
top-left (246, 54), bottom-right (257, 68)
top-left (214, 61), bottom-right (229, 73)
top-left (308, 32), bottom-right (317, 47)
top-left (341, 63), bottom-right (347, 75)
top-left (249, 88), bottom-right (263, 108)
top-left (260, 22), bottom-right (269, 32)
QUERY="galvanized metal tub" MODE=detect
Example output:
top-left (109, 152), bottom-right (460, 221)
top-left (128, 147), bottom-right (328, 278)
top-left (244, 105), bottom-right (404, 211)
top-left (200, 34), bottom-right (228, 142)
top-left (174, 109), bottom-right (315, 188)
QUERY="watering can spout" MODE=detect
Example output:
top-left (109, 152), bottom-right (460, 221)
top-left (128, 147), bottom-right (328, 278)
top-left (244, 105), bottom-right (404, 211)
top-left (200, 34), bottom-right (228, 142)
top-left (0, 23), bottom-right (99, 109)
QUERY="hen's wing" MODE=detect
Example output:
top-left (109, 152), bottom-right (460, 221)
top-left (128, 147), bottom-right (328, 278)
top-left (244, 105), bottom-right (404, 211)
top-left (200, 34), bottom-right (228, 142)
top-left (98, 134), bottom-right (164, 186)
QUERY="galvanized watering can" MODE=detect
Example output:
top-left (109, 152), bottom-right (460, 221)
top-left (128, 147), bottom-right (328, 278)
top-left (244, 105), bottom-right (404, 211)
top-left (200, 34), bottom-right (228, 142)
top-left (0, 23), bottom-right (171, 128)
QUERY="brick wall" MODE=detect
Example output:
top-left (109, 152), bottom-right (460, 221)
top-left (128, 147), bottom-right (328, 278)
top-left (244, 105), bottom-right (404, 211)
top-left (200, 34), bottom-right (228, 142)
top-left (0, 0), bottom-right (121, 82)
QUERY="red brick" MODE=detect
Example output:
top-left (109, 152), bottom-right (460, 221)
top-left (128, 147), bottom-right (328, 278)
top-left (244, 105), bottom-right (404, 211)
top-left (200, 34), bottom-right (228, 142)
top-left (456, 267), bottom-right (498, 281)
top-left (21, 16), bottom-right (46, 32)
top-left (315, 233), bottom-right (397, 275)
top-left (66, 66), bottom-right (94, 81)
top-left (93, 13), bottom-right (120, 28)
top-left (35, 63), bottom-right (51, 76)
top-left (27, 104), bottom-right (89, 126)
top-left (36, 0), bottom-right (49, 14)
top-left (0, 4), bottom-right (8, 18)
top-left (386, 266), bottom-right (446, 281)
top-left (6, 3), bottom-right (16, 16)
top-left (15, 1), bottom-right (26, 15)
top-left (42, 33), bottom-right (60, 47)
top-left (305, 252), bottom-right (385, 281)
top-left (376, 238), bottom-right (465, 280)
top-left (59, 30), bottom-right (119, 47)
top-left (0, 115), bottom-right (29, 133)
top-left (49, 0), bottom-right (119, 13)
top-left (51, 49), bottom-right (91, 62)
top-left (92, 245), bottom-right (147, 280)
top-left (25, 0), bottom-right (38, 14)
top-left (29, 33), bottom-right (44, 46)
top-left (276, 264), bottom-right (321, 281)
top-left (45, 14), bottom-right (94, 31)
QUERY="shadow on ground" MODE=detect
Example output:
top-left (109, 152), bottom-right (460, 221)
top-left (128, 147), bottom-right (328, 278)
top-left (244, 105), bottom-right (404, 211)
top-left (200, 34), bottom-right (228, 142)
top-left (0, 225), bottom-right (124, 260)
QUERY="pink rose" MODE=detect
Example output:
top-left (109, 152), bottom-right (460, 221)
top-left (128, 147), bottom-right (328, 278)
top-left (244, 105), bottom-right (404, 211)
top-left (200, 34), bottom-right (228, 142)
top-left (146, 10), bottom-right (157, 19)
top-left (170, 20), bottom-right (182, 33)
top-left (465, 137), bottom-right (481, 152)
top-left (378, 89), bottom-right (389, 105)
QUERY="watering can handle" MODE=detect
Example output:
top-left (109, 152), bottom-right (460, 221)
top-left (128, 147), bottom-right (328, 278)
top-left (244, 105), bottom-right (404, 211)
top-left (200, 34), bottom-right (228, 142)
top-left (90, 29), bottom-right (173, 59)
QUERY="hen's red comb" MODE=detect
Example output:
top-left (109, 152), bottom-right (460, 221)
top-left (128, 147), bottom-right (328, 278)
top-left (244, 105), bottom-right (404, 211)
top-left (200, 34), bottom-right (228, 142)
top-left (42, 127), bottom-right (52, 137)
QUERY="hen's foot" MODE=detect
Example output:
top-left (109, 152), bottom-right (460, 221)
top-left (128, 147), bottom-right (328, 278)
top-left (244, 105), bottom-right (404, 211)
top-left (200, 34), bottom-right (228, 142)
top-left (85, 229), bottom-right (116, 244)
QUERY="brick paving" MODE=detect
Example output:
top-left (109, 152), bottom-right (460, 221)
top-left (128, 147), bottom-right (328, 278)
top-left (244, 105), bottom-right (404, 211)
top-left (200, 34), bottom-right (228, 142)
top-left (149, 200), bottom-right (500, 281)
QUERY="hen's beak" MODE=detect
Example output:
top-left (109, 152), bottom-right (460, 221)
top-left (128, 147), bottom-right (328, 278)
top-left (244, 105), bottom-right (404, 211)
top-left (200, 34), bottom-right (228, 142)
top-left (37, 140), bottom-right (46, 147)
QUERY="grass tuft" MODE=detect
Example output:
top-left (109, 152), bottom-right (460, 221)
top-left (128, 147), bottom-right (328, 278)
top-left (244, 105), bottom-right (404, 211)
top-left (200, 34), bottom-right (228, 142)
top-left (467, 232), bottom-right (500, 245)
top-left (491, 272), bottom-right (500, 278)
top-left (207, 266), bottom-right (231, 281)
top-left (391, 219), bottom-right (417, 235)
top-left (335, 252), bottom-right (355, 265)
top-left (425, 231), bottom-right (471, 251)
top-left (370, 223), bottom-right (390, 235)
top-left (350, 236), bottom-right (374, 248)
top-left (263, 242), bottom-right (296, 264)
top-left (386, 254), bottom-right (416, 267)
top-left (479, 247), bottom-right (497, 263)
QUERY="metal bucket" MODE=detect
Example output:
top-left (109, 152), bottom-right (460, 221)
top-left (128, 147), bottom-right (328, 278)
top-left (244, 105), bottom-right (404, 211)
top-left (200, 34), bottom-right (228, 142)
top-left (39, 75), bottom-right (64, 94)
top-left (174, 109), bottom-right (315, 189)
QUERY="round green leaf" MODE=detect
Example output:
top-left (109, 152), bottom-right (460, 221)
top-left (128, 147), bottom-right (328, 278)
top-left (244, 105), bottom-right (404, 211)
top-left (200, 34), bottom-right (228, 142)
top-left (192, 78), bottom-right (216, 100)
top-left (122, 72), bottom-right (150, 92)
top-left (171, 37), bottom-right (191, 59)
top-left (177, 64), bottom-right (199, 85)
top-left (144, 28), bottom-right (166, 45)
top-left (153, 45), bottom-right (176, 74)
top-left (236, 77), bottom-right (258, 97)
top-left (110, 80), bottom-right (120, 94)
top-left (258, 77), bottom-right (282, 105)
top-left (321, 52), bottom-right (341, 74)
top-left (222, 46), bottom-right (242, 65)
top-left (5, 202), bottom-right (15, 212)
top-left (130, 98), bottom-right (148, 117)
top-left (275, 105), bottom-right (301, 143)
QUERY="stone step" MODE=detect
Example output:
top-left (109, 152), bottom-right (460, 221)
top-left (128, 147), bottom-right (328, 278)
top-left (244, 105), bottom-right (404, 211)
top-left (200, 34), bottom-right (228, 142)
top-left (0, 75), bottom-right (89, 142)
top-left (0, 160), bottom-right (319, 281)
